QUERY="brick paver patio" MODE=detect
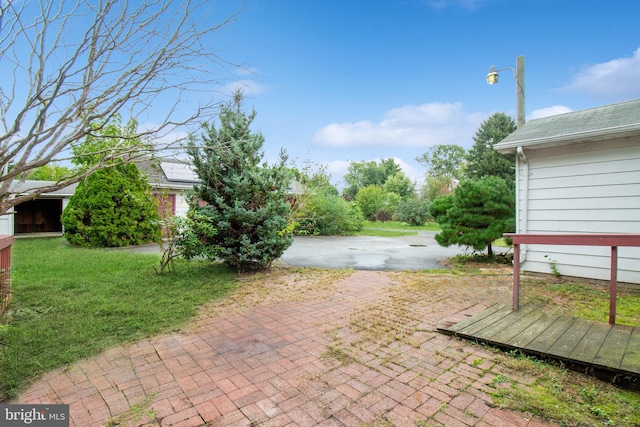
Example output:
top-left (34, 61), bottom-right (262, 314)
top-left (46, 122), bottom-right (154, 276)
top-left (15, 269), bottom-right (559, 426)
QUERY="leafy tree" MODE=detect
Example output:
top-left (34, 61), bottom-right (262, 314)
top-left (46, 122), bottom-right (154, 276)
top-left (383, 172), bottom-right (415, 199)
top-left (394, 198), bottom-right (431, 226)
top-left (0, 0), bottom-right (241, 216)
top-left (424, 175), bottom-right (457, 201)
top-left (429, 176), bottom-right (514, 256)
top-left (185, 92), bottom-right (293, 272)
top-left (61, 164), bottom-right (161, 247)
top-left (466, 113), bottom-right (516, 184)
top-left (382, 192), bottom-right (402, 219)
top-left (25, 164), bottom-right (72, 181)
top-left (416, 144), bottom-right (466, 180)
top-left (289, 162), bottom-right (339, 197)
top-left (342, 158), bottom-right (402, 199)
top-left (354, 185), bottom-right (386, 221)
top-left (61, 119), bottom-right (161, 247)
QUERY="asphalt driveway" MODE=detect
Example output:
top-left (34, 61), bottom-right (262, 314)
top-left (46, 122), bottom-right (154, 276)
top-left (279, 232), bottom-right (469, 270)
top-left (127, 232), bottom-right (472, 271)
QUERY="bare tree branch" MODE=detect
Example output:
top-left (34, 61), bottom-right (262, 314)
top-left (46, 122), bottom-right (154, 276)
top-left (0, 0), bottom-right (245, 215)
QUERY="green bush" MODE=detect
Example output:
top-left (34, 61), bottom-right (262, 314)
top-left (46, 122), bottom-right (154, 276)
top-left (61, 164), bottom-right (161, 247)
top-left (394, 198), bottom-right (431, 226)
top-left (294, 191), bottom-right (363, 235)
top-left (354, 185), bottom-right (385, 221)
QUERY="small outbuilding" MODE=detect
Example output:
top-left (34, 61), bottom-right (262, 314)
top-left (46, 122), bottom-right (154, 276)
top-left (2, 181), bottom-right (78, 236)
top-left (494, 98), bottom-right (640, 284)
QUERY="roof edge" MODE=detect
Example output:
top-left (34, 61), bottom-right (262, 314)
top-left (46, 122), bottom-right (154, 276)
top-left (494, 123), bottom-right (640, 153)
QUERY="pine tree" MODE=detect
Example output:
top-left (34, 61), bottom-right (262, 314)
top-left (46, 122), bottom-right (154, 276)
top-left (466, 113), bottom-right (516, 184)
top-left (429, 176), bottom-right (514, 256)
top-left (185, 92), bottom-right (293, 272)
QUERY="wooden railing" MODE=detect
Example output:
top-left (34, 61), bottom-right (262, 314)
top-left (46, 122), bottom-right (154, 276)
top-left (0, 235), bottom-right (13, 316)
top-left (504, 233), bottom-right (640, 325)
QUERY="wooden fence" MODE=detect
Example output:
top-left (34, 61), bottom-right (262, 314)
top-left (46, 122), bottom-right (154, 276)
top-left (0, 235), bottom-right (13, 316)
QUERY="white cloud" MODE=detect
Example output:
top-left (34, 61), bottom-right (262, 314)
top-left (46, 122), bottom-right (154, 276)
top-left (311, 102), bottom-right (484, 148)
top-left (392, 157), bottom-right (425, 184)
top-left (560, 48), bottom-right (640, 99)
top-left (221, 79), bottom-right (267, 96)
top-left (325, 160), bottom-right (351, 187)
top-left (528, 105), bottom-right (573, 120)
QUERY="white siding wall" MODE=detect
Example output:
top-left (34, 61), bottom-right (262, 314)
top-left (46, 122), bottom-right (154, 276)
top-left (175, 191), bottom-right (189, 217)
top-left (520, 136), bottom-right (640, 283)
top-left (0, 210), bottom-right (14, 235)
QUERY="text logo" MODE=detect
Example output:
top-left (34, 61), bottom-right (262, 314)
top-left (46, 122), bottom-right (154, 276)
top-left (1, 405), bottom-right (69, 426)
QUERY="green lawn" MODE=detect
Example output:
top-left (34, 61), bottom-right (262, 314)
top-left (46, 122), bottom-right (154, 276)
top-left (356, 220), bottom-right (441, 237)
top-left (0, 238), bottom-right (237, 400)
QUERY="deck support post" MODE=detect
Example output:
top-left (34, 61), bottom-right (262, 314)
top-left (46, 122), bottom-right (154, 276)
top-left (610, 246), bottom-right (617, 325)
top-left (512, 243), bottom-right (520, 310)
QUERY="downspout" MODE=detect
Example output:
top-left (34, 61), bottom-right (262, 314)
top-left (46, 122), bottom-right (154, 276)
top-left (516, 146), bottom-right (528, 263)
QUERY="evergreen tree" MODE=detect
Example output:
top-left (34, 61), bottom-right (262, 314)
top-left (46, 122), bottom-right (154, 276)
top-left (466, 113), bottom-right (516, 184)
top-left (61, 117), bottom-right (160, 248)
top-left (429, 176), bottom-right (514, 256)
top-left (185, 91), bottom-right (293, 272)
top-left (62, 164), bottom-right (161, 247)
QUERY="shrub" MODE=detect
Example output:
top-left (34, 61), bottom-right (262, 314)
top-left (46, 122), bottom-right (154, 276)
top-left (375, 209), bottom-right (392, 222)
top-left (294, 191), bottom-right (363, 235)
top-left (394, 198), bottom-right (431, 226)
top-left (61, 164), bottom-right (161, 247)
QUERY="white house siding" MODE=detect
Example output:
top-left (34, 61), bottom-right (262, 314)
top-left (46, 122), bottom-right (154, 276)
top-left (0, 210), bottom-right (13, 236)
top-left (175, 191), bottom-right (189, 217)
top-left (519, 136), bottom-right (640, 284)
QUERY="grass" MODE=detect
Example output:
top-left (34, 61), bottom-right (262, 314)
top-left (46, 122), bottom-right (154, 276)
top-left (522, 278), bottom-right (640, 326)
top-left (0, 238), bottom-right (237, 401)
top-left (104, 393), bottom-right (158, 426)
top-left (492, 350), bottom-right (640, 427)
top-left (356, 220), bottom-right (440, 237)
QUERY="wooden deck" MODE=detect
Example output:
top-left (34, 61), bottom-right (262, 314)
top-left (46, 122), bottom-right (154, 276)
top-left (438, 303), bottom-right (640, 378)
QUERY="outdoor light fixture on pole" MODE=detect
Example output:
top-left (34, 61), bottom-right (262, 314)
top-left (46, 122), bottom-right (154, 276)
top-left (486, 55), bottom-right (525, 128)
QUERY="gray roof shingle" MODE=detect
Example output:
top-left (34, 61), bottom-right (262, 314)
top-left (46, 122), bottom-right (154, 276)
top-left (494, 98), bottom-right (640, 153)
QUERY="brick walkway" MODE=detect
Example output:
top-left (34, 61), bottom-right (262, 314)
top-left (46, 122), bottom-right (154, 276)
top-left (15, 269), bottom-right (559, 426)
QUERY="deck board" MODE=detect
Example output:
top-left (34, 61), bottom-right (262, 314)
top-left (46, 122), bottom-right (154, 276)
top-left (527, 316), bottom-right (576, 353)
top-left (472, 304), bottom-right (538, 341)
top-left (446, 303), bottom-right (505, 334)
top-left (594, 325), bottom-right (633, 369)
top-left (620, 328), bottom-right (640, 374)
top-left (438, 304), bottom-right (639, 378)
top-left (547, 318), bottom-right (593, 359)
top-left (490, 308), bottom-right (546, 344)
top-left (571, 322), bottom-right (611, 364)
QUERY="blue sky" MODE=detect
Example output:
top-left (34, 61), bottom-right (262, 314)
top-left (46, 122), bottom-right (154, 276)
top-left (200, 0), bottom-right (640, 186)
